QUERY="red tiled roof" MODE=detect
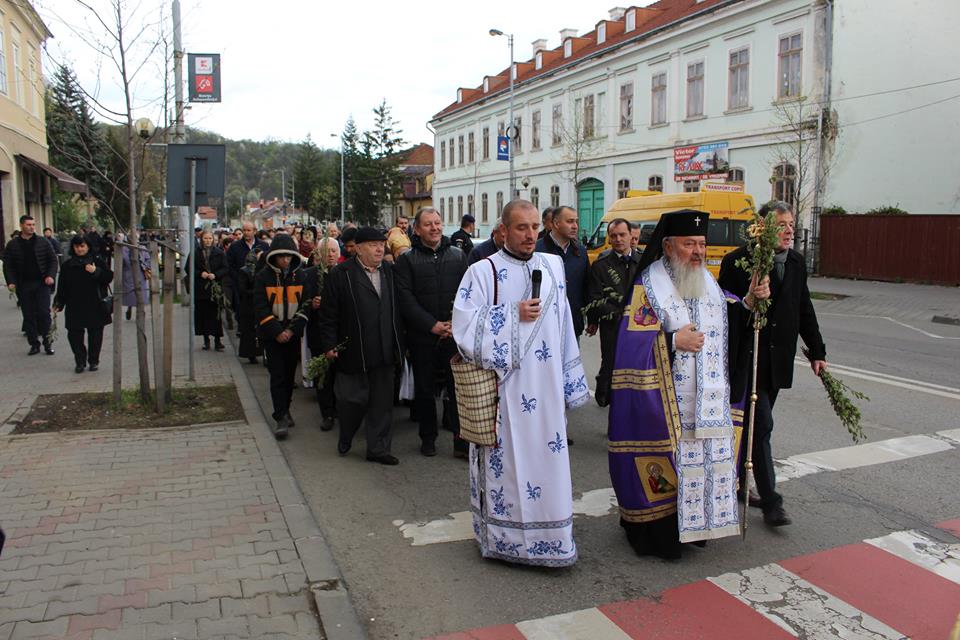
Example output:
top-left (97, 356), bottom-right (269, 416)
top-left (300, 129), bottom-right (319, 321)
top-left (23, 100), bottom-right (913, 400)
top-left (398, 142), bottom-right (434, 166)
top-left (432, 0), bottom-right (735, 121)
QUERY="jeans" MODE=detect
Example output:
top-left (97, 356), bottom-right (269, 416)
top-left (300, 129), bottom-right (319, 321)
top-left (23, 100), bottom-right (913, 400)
top-left (19, 283), bottom-right (52, 347)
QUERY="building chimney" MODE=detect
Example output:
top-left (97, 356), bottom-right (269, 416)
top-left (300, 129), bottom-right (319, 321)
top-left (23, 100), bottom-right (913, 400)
top-left (559, 28), bottom-right (578, 41)
top-left (609, 7), bottom-right (627, 20)
top-left (531, 38), bottom-right (548, 56)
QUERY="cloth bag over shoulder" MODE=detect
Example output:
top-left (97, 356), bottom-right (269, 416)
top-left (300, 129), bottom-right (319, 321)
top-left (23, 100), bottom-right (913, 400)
top-left (451, 258), bottom-right (500, 447)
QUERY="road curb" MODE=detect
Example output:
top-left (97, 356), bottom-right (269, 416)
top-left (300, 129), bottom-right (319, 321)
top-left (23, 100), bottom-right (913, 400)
top-left (223, 343), bottom-right (367, 640)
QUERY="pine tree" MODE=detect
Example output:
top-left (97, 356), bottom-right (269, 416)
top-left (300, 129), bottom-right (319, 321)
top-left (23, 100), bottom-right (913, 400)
top-left (293, 135), bottom-right (326, 216)
top-left (364, 100), bottom-right (406, 217)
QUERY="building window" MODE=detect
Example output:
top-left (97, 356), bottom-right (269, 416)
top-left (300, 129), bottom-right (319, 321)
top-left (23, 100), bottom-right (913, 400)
top-left (617, 179), bottom-right (630, 199)
top-left (457, 195), bottom-right (464, 217)
top-left (12, 42), bottom-right (22, 105)
top-left (496, 191), bottom-right (504, 215)
top-left (468, 132), bottom-right (475, 162)
top-left (686, 61), bottom-right (704, 118)
top-left (619, 82), bottom-right (634, 131)
top-left (530, 187), bottom-right (539, 209)
top-left (513, 116), bottom-right (522, 153)
top-left (497, 120), bottom-right (505, 137)
top-left (482, 127), bottom-right (490, 160)
top-left (448, 197), bottom-right (455, 223)
top-left (598, 23), bottom-right (607, 45)
top-left (551, 104), bottom-right (563, 145)
top-left (626, 9), bottom-right (636, 32)
top-left (448, 138), bottom-right (455, 167)
top-left (648, 175), bottom-right (663, 192)
top-left (0, 30), bottom-right (7, 95)
top-left (513, 188), bottom-right (520, 200)
top-left (728, 167), bottom-right (745, 183)
top-left (28, 48), bottom-right (37, 116)
top-left (535, 52), bottom-right (543, 70)
top-left (583, 95), bottom-right (595, 137)
top-left (458, 135), bottom-right (464, 165)
top-left (549, 185), bottom-right (560, 208)
top-left (778, 33), bottom-right (803, 99)
top-left (651, 72), bottom-right (667, 125)
top-left (440, 141), bottom-right (446, 169)
top-left (531, 110), bottom-right (541, 150)
top-left (564, 40), bottom-right (572, 58)
top-left (683, 179), bottom-right (700, 193)
top-left (467, 194), bottom-right (475, 215)
top-left (728, 48), bottom-right (750, 110)
top-left (439, 197), bottom-right (445, 217)
top-left (481, 193), bottom-right (489, 222)
top-left (772, 163), bottom-right (796, 205)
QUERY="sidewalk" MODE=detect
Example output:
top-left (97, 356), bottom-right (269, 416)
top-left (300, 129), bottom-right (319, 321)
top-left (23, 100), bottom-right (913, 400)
top-left (808, 276), bottom-right (960, 325)
top-left (0, 299), bottom-right (363, 639)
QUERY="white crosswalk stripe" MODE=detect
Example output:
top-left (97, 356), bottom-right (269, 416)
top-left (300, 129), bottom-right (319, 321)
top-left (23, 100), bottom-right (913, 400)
top-left (865, 530), bottom-right (960, 585)
top-left (515, 608), bottom-right (632, 640)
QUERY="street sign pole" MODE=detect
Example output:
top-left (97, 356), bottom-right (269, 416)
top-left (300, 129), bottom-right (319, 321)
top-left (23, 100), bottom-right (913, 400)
top-left (188, 159), bottom-right (196, 381)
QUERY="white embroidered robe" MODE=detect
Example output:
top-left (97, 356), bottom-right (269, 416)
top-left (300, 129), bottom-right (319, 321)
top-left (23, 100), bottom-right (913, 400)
top-left (453, 250), bottom-right (589, 567)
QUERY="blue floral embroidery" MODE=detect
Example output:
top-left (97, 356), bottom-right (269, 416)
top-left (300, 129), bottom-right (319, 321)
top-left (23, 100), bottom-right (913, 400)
top-left (489, 306), bottom-right (506, 336)
top-left (521, 394), bottom-right (537, 413)
top-left (496, 268), bottom-right (508, 282)
top-left (548, 432), bottom-right (565, 453)
top-left (459, 281), bottom-right (473, 301)
top-left (492, 340), bottom-right (508, 369)
top-left (492, 532), bottom-right (522, 556)
top-left (535, 341), bottom-right (552, 362)
top-left (526, 482), bottom-right (542, 501)
top-left (563, 375), bottom-right (588, 398)
top-left (490, 486), bottom-right (513, 518)
top-left (470, 474), bottom-right (479, 500)
top-left (527, 539), bottom-right (567, 556)
top-left (488, 437), bottom-right (504, 479)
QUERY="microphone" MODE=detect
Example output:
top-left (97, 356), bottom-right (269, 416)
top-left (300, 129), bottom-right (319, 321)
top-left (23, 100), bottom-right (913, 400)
top-left (531, 269), bottom-right (542, 300)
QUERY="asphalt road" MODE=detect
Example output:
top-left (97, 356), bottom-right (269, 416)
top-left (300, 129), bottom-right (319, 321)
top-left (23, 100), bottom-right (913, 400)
top-left (247, 277), bottom-right (960, 639)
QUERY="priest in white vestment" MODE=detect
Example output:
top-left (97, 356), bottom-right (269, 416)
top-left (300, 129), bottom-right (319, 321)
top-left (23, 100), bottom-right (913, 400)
top-left (453, 200), bottom-right (590, 567)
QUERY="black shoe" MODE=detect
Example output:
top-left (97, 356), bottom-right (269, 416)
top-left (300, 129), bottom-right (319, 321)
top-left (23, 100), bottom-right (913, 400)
top-left (763, 506), bottom-right (792, 527)
top-left (43, 343), bottom-right (54, 355)
top-left (285, 412), bottom-right (296, 428)
top-left (366, 454), bottom-right (400, 466)
top-left (202, 341), bottom-right (211, 351)
top-left (320, 417), bottom-right (335, 432)
top-left (453, 448), bottom-right (469, 460)
top-left (247, 356), bottom-right (259, 364)
top-left (28, 345), bottom-right (41, 355)
top-left (125, 307), bottom-right (132, 320)
top-left (75, 364), bottom-right (86, 373)
top-left (567, 438), bottom-right (575, 446)
top-left (273, 414), bottom-right (291, 440)
top-left (420, 441), bottom-right (437, 457)
top-left (214, 340), bottom-right (225, 352)
top-left (337, 441), bottom-right (351, 456)
top-left (748, 489), bottom-right (762, 509)
top-left (88, 363), bottom-right (99, 372)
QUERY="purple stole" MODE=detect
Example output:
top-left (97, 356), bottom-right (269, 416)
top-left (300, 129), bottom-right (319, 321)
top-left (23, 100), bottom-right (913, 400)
top-left (608, 282), bottom-right (745, 525)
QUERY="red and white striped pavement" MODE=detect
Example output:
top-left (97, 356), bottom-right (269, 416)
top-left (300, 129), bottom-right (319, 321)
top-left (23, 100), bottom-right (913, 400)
top-left (427, 519), bottom-right (960, 640)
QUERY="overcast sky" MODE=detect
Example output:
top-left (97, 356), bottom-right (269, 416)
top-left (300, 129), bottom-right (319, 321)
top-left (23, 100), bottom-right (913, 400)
top-left (34, 0), bottom-right (632, 150)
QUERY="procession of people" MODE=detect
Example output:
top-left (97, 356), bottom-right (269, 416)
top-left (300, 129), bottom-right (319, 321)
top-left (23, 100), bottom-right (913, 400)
top-left (1, 200), bottom-right (826, 569)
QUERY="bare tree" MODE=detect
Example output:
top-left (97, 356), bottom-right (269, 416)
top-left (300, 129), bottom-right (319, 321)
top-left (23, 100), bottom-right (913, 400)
top-left (555, 96), bottom-right (603, 196)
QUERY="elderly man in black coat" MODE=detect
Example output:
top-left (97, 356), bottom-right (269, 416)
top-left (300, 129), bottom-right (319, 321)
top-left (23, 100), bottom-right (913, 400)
top-left (718, 201), bottom-right (827, 528)
top-left (317, 227), bottom-right (405, 465)
top-left (395, 208), bottom-right (468, 457)
top-left (3, 215), bottom-right (58, 355)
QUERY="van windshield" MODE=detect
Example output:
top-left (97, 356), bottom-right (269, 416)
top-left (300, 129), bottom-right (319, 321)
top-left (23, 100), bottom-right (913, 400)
top-left (587, 222), bottom-right (607, 249)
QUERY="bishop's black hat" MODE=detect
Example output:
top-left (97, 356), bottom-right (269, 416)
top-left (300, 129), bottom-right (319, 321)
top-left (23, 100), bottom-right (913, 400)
top-left (637, 209), bottom-right (710, 273)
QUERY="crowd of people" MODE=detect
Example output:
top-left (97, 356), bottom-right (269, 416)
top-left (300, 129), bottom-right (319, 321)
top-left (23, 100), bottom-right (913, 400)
top-left (2, 198), bottom-right (826, 568)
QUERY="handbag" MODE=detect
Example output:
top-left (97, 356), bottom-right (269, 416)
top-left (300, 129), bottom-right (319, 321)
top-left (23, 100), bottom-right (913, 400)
top-left (100, 286), bottom-right (114, 326)
top-left (450, 258), bottom-right (500, 447)
top-left (398, 359), bottom-right (415, 401)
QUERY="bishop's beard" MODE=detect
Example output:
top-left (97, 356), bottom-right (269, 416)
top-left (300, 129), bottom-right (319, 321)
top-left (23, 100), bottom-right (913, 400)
top-left (666, 257), bottom-right (707, 300)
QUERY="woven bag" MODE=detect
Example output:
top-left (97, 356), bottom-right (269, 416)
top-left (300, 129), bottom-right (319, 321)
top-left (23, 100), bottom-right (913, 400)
top-left (451, 258), bottom-right (500, 447)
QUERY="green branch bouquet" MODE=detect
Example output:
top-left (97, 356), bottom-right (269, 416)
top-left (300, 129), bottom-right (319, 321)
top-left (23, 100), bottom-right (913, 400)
top-left (734, 206), bottom-right (782, 328)
top-left (210, 280), bottom-right (231, 315)
top-left (802, 347), bottom-right (869, 443)
top-left (306, 340), bottom-right (347, 387)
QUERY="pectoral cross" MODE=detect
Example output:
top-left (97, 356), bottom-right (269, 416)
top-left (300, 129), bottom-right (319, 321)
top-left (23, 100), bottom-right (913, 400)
top-left (694, 216), bottom-right (701, 227)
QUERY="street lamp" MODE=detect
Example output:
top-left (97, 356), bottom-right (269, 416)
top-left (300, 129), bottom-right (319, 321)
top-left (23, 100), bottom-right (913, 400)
top-left (330, 133), bottom-right (345, 225)
top-left (490, 28), bottom-right (516, 199)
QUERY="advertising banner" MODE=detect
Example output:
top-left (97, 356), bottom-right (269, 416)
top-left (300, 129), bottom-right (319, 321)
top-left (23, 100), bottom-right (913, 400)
top-left (188, 53), bottom-right (221, 103)
top-left (673, 141), bottom-right (729, 181)
top-left (497, 135), bottom-right (510, 161)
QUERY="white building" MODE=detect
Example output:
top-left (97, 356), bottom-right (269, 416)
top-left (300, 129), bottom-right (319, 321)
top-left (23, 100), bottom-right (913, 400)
top-left (429, 0), bottom-right (960, 244)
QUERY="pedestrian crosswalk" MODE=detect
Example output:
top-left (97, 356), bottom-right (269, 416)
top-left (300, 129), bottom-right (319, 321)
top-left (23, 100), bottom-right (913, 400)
top-left (426, 519), bottom-right (960, 640)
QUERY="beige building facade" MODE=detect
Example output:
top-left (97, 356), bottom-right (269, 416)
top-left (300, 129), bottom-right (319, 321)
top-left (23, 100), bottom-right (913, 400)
top-left (0, 0), bottom-right (54, 250)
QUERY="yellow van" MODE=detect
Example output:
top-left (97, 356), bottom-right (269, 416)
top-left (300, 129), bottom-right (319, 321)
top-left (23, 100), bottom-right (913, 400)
top-left (585, 183), bottom-right (755, 277)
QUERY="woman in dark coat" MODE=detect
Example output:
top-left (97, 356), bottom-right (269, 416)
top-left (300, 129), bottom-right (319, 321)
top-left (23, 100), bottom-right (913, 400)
top-left (187, 230), bottom-right (229, 350)
top-left (237, 247), bottom-right (263, 363)
top-left (53, 235), bottom-right (113, 373)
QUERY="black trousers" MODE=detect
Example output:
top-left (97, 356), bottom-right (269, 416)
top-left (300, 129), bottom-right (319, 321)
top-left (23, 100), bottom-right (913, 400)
top-left (738, 385), bottom-right (782, 512)
top-left (263, 338), bottom-right (300, 421)
top-left (409, 343), bottom-right (465, 451)
top-left (315, 362), bottom-right (337, 419)
top-left (19, 283), bottom-right (52, 347)
top-left (67, 327), bottom-right (104, 367)
top-left (335, 365), bottom-right (393, 457)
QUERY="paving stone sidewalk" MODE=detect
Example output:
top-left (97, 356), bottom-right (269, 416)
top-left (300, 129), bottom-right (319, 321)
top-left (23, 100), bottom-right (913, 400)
top-left (0, 299), bottom-right (349, 639)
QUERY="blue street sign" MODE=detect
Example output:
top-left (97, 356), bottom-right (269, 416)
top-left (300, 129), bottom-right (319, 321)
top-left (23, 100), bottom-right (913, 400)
top-left (497, 135), bottom-right (510, 161)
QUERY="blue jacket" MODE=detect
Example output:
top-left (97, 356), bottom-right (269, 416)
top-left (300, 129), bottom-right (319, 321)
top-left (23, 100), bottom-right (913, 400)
top-left (535, 233), bottom-right (588, 336)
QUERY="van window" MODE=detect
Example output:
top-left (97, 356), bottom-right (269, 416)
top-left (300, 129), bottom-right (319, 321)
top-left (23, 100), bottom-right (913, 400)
top-left (732, 219), bottom-right (749, 245)
top-left (707, 219), bottom-right (730, 245)
top-left (587, 222), bottom-right (607, 249)
top-left (639, 222), bottom-right (657, 244)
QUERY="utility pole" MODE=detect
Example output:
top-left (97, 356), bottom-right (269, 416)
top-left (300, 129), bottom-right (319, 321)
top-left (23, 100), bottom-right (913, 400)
top-left (172, 0), bottom-right (185, 143)
top-left (490, 29), bottom-right (516, 198)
